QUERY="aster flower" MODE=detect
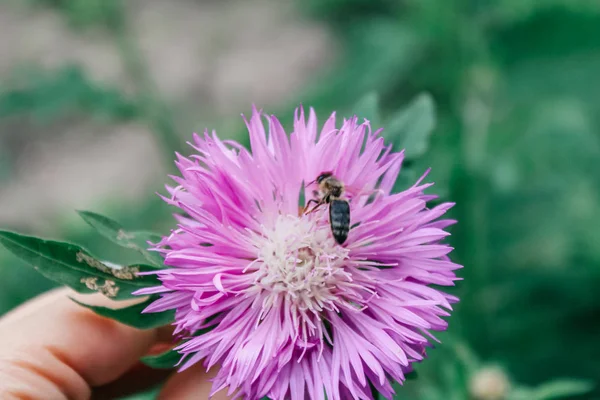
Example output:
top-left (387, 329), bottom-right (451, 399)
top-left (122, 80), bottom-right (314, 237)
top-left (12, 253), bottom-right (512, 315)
top-left (136, 106), bottom-right (461, 400)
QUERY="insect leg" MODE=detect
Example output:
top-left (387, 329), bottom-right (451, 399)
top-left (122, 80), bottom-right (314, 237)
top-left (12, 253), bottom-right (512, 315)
top-left (303, 198), bottom-right (321, 214)
top-left (307, 193), bottom-right (331, 214)
top-left (305, 200), bottom-right (325, 214)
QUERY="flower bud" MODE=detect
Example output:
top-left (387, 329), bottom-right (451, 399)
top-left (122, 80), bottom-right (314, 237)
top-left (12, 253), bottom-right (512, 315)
top-left (469, 366), bottom-right (510, 400)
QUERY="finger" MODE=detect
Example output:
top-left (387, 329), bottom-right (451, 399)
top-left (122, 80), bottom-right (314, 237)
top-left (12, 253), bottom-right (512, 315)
top-left (158, 363), bottom-right (232, 400)
top-left (0, 287), bottom-right (160, 399)
top-left (1, 287), bottom-right (176, 342)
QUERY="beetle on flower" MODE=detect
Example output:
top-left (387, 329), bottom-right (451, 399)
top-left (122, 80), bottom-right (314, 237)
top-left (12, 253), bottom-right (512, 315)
top-left (135, 106), bottom-right (462, 400)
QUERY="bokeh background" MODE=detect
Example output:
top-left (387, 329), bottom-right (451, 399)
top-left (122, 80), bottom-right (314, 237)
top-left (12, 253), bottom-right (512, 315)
top-left (1, 0), bottom-right (599, 399)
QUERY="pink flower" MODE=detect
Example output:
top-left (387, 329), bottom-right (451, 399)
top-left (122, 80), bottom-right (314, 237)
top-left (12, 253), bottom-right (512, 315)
top-left (136, 106), bottom-right (461, 400)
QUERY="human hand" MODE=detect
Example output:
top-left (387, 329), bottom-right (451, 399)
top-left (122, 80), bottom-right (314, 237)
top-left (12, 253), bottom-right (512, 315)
top-left (0, 287), bottom-right (230, 399)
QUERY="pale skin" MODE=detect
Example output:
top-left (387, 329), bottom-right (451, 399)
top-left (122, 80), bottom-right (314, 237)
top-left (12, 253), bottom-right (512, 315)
top-left (0, 287), bottom-right (231, 400)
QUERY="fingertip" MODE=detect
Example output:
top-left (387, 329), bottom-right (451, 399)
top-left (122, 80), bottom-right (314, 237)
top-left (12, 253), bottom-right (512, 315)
top-left (0, 288), bottom-right (161, 390)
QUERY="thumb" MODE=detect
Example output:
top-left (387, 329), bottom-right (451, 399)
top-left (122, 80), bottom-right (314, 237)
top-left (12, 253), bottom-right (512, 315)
top-left (0, 287), bottom-right (159, 399)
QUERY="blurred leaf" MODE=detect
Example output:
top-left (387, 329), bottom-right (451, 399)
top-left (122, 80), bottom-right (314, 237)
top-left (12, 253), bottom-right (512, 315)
top-left (451, 341), bottom-right (481, 374)
top-left (0, 252), bottom-right (57, 315)
top-left (295, 21), bottom-right (425, 113)
top-left (0, 230), bottom-right (156, 300)
top-left (0, 66), bottom-right (137, 122)
top-left (71, 296), bottom-right (173, 329)
top-left (78, 211), bottom-right (164, 267)
top-left (405, 370), bottom-right (419, 380)
top-left (351, 92), bottom-right (381, 127)
top-left (502, 54), bottom-right (600, 118)
top-left (302, 0), bottom-right (399, 23)
top-left (385, 93), bottom-right (436, 159)
top-left (392, 166), bottom-right (419, 193)
top-left (31, 0), bottom-right (123, 29)
top-left (491, 7), bottom-right (600, 64)
top-left (141, 348), bottom-right (181, 369)
top-left (530, 379), bottom-right (594, 400)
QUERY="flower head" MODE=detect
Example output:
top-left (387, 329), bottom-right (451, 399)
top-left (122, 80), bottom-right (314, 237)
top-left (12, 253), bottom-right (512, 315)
top-left (137, 106), bottom-right (461, 400)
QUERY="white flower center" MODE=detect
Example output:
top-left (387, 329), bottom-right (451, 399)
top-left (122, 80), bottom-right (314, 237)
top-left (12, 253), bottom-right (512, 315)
top-left (250, 214), bottom-right (351, 314)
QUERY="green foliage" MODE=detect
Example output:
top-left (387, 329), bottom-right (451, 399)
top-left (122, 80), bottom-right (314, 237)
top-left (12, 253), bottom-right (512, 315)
top-left (300, 1), bottom-right (600, 398)
top-left (349, 93), bottom-right (436, 193)
top-left (385, 93), bottom-right (435, 160)
top-left (394, 337), bottom-right (594, 400)
top-left (293, 20), bottom-right (425, 114)
top-left (351, 92), bottom-right (381, 127)
top-left (302, 0), bottom-right (399, 25)
top-left (141, 348), bottom-right (182, 370)
top-left (405, 371), bottom-right (418, 381)
top-left (0, 66), bottom-right (137, 122)
top-left (1, 0), bottom-right (600, 398)
top-left (77, 211), bottom-right (165, 267)
top-left (30, 0), bottom-right (123, 29)
top-left (511, 379), bottom-right (595, 400)
top-left (0, 230), bottom-right (159, 300)
top-left (70, 296), bottom-right (174, 329)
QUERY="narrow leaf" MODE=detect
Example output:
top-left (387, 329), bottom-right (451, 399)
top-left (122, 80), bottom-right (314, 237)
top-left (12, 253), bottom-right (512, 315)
top-left (531, 379), bottom-right (594, 400)
top-left (77, 210), bottom-right (164, 267)
top-left (70, 297), bottom-right (174, 329)
top-left (352, 92), bottom-right (381, 127)
top-left (386, 93), bottom-right (436, 159)
top-left (141, 348), bottom-right (182, 369)
top-left (0, 230), bottom-right (157, 300)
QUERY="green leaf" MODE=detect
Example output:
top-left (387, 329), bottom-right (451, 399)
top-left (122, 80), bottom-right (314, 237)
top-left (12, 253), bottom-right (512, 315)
top-left (530, 379), bottom-right (594, 400)
top-left (351, 92), bottom-right (381, 127)
top-left (77, 210), bottom-right (164, 267)
top-left (141, 348), bottom-right (182, 369)
top-left (0, 230), bottom-right (157, 300)
top-left (385, 93), bottom-right (436, 159)
top-left (0, 66), bottom-right (137, 122)
top-left (70, 296), bottom-right (174, 329)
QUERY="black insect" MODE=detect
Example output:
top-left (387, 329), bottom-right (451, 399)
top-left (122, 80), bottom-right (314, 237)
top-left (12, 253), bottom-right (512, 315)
top-left (304, 172), bottom-right (351, 244)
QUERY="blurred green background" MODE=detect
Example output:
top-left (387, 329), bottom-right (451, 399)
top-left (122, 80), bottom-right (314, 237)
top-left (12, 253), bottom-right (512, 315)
top-left (1, 0), bottom-right (599, 399)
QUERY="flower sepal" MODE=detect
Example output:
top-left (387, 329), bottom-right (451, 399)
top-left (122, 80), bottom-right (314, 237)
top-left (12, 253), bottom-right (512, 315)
top-left (141, 347), bottom-right (182, 369)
